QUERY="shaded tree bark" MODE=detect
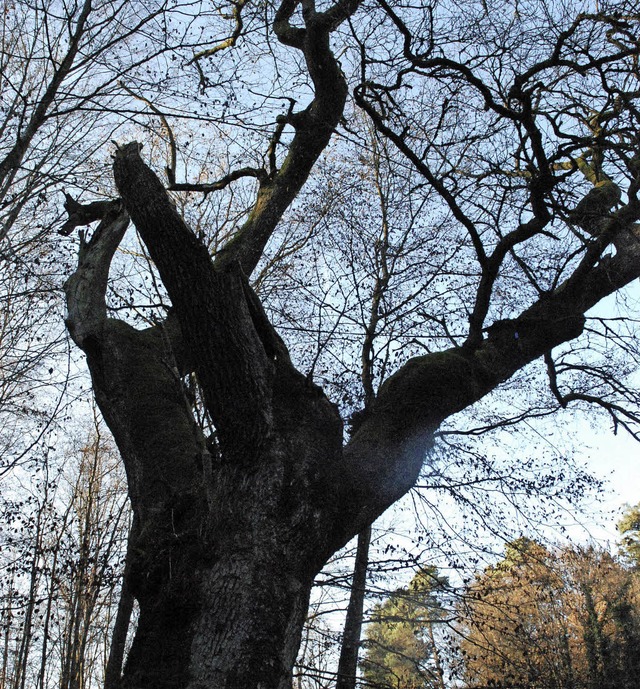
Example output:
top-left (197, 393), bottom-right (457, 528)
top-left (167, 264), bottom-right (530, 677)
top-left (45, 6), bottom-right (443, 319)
top-left (64, 185), bottom-right (348, 688)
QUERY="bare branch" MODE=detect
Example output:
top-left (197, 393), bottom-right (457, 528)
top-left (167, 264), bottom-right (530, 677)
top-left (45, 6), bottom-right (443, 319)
top-left (59, 194), bottom-right (123, 236)
top-left (187, 0), bottom-right (248, 64)
top-left (119, 81), bottom-right (178, 185)
top-left (168, 166), bottom-right (267, 193)
top-left (214, 0), bottom-right (362, 274)
top-left (63, 199), bottom-right (129, 344)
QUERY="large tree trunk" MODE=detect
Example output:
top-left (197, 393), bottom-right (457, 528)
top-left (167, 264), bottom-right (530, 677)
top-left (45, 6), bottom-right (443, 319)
top-left (63, 151), bottom-right (350, 687)
top-left (62, 137), bottom-right (640, 687)
top-left (66, 264), bottom-right (345, 687)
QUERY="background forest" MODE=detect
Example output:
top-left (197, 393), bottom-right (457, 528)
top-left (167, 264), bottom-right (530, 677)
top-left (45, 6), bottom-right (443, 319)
top-left (1, 0), bottom-right (640, 687)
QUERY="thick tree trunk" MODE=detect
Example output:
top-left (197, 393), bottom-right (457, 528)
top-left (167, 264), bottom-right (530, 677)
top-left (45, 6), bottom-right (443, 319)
top-left (63, 185), bottom-right (348, 687)
top-left (65, 302), bottom-right (346, 686)
top-left (122, 544), bottom-right (315, 689)
top-left (65, 301), bottom-right (345, 686)
top-left (63, 140), bottom-right (640, 688)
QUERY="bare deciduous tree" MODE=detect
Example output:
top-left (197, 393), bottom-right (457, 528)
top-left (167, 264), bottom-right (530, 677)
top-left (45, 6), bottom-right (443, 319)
top-left (21, 0), bottom-right (640, 686)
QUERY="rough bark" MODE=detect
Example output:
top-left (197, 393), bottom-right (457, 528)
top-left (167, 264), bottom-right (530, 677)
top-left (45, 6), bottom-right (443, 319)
top-left (65, 151), bottom-right (349, 688)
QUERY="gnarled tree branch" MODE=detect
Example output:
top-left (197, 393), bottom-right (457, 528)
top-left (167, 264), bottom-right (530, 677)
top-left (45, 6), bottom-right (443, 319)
top-left (210, 0), bottom-right (360, 274)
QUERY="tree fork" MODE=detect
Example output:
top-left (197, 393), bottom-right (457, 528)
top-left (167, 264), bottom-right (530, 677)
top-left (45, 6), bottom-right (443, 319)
top-left (62, 182), bottom-right (349, 688)
top-left (62, 125), bottom-right (640, 688)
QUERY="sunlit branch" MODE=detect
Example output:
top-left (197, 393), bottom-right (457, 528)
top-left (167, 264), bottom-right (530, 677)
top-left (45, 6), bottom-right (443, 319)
top-left (119, 81), bottom-right (178, 184)
top-left (168, 166), bottom-right (267, 193)
top-left (187, 0), bottom-right (248, 64)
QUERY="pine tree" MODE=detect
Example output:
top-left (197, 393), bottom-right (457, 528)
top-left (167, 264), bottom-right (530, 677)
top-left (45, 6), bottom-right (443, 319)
top-left (362, 568), bottom-right (448, 689)
top-left (618, 503), bottom-right (640, 568)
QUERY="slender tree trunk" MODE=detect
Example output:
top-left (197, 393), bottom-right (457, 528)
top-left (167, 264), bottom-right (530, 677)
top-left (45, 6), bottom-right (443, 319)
top-left (428, 623), bottom-right (446, 689)
top-left (336, 526), bottom-right (371, 689)
top-left (13, 492), bottom-right (45, 689)
top-left (1, 571), bottom-right (14, 688)
top-left (104, 520), bottom-right (137, 689)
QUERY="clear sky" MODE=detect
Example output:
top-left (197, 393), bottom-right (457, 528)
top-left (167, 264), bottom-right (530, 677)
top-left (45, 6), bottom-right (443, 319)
top-left (581, 427), bottom-right (639, 543)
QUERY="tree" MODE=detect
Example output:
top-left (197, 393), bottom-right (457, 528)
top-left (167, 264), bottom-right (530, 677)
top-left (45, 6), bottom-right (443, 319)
top-left (36, 0), bottom-right (640, 686)
top-left (0, 417), bottom-right (129, 689)
top-left (361, 567), bottom-right (448, 689)
top-left (459, 540), bottom-right (640, 689)
top-left (618, 502), bottom-right (640, 567)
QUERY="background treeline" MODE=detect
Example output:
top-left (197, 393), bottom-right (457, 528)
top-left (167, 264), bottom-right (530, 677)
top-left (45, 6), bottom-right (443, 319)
top-left (0, 418), bottom-right (130, 689)
top-left (359, 526), bottom-right (640, 689)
